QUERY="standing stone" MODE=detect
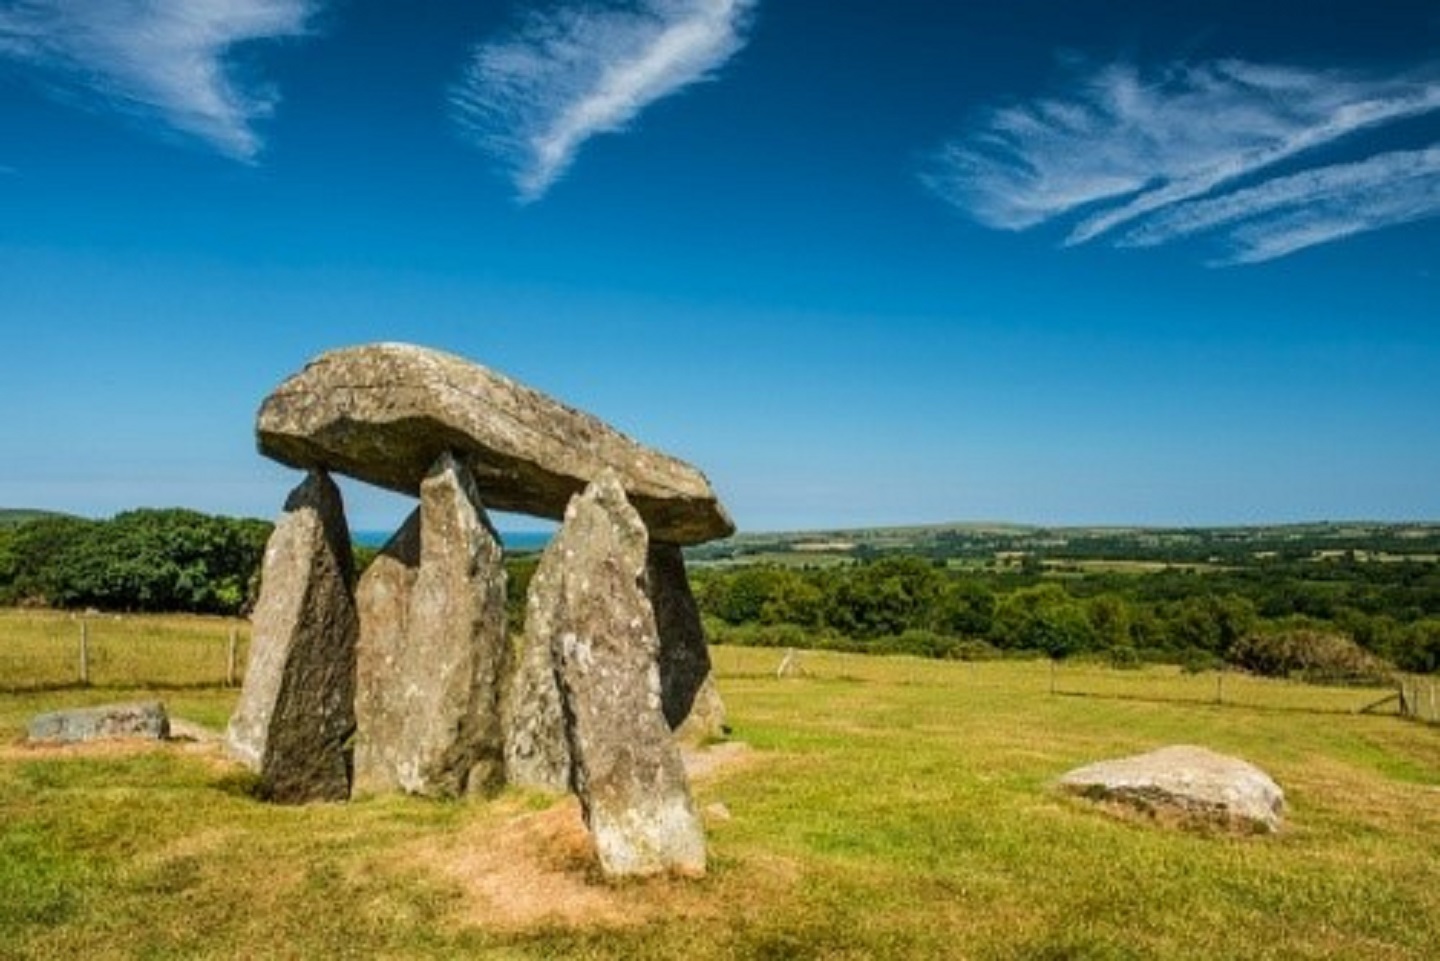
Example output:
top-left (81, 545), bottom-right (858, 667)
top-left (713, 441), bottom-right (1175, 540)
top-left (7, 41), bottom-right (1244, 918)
top-left (502, 560), bottom-right (572, 793)
top-left (354, 452), bottom-right (509, 798)
top-left (646, 542), bottom-right (726, 740)
top-left (541, 471), bottom-right (706, 878)
top-left (352, 509), bottom-right (420, 795)
top-left (226, 470), bottom-right (358, 803)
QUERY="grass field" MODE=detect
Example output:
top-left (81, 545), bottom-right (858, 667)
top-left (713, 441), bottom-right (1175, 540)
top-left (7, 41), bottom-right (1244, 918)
top-left (2, 637), bottom-right (1438, 958)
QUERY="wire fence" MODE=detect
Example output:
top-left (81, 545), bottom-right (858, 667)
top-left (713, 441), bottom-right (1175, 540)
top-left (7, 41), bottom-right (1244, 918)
top-left (0, 611), bottom-right (249, 691)
top-left (713, 646), bottom-right (1430, 723)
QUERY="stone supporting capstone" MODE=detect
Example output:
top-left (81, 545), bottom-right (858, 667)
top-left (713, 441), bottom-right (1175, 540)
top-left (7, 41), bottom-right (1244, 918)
top-left (646, 542), bottom-right (727, 740)
top-left (352, 510), bottom-right (420, 795)
top-left (501, 559), bottom-right (572, 793)
top-left (226, 470), bottom-right (358, 803)
top-left (541, 471), bottom-right (707, 878)
top-left (353, 452), bottom-right (508, 798)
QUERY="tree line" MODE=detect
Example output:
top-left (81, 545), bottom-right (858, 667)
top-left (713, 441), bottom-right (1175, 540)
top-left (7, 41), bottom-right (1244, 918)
top-left (0, 510), bottom-right (272, 615)
top-left (690, 556), bottom-right (1440, 678)
top-left (4, 510), bottom-right (1437, 676)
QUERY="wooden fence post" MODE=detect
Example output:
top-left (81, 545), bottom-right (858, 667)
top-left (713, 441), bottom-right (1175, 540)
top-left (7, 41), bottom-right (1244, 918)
top-left (227, 628), bottom-right (239, 688)
top-left (1049, 659), bottom-right (1057, 696)
top-left (1216, 667), bottom-right (1224, 705)
top-left (78, 618), bottom-right (90, 687)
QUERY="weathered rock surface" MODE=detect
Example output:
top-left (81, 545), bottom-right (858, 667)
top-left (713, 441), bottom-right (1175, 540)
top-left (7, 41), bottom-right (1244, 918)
top-left (28, 701), bottom-right (169, 744)
top-left (352, 509), bottom-right (420, 795)
top-left (502, 558), bottom-right (572, 794)
top-left (646, 542), bottom-right (726, 740)
top-left (226, 470), bottom-right (358, 804)
top-left (540, 471), bottom-right (707, 877)
top-left (257, 342), bottom-right (734, 545)
top-left (353, 453), bottom-right (509, 798)
top-left (1059, 745), bottom-right (1285, 833)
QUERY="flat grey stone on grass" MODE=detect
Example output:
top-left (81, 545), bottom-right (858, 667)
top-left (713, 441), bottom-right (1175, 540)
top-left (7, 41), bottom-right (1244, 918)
top-left (28, 701), bottom-right (169, 744)
top-left (1060, 744), bottom-right (1285, 833)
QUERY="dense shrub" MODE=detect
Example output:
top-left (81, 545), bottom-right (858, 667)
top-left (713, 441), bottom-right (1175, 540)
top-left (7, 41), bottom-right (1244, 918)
top-left (1231, 625), bottom-right (1393, 684)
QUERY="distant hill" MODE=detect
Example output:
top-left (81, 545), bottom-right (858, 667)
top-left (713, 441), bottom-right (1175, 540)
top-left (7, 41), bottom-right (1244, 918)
top-left (0, 509), bottom-right (72, 529)
top-left (686, 520), bottom-right (1440, 567)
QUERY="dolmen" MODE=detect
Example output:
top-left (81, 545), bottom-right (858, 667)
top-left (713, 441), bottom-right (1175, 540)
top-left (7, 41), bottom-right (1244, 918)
top-left (227, 342), bottom-right (733, 878)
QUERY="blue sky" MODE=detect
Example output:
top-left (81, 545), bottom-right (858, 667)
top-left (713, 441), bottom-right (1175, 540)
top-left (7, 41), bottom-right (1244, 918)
top-left (2, 0), bottom-right (1438, 534)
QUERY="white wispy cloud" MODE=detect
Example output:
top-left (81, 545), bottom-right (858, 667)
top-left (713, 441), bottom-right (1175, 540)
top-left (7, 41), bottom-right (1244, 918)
top-left (451, 0), bottom-right (757, 202)
top-left (0, 0), bottom-right (315, 161)
top-left (1121, 146), bottom-right (1440, 263)
top-left (924, 58), bottom-right (1440, 264)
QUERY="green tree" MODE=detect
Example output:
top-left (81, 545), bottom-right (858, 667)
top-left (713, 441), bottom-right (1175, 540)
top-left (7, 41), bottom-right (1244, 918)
top-left (991, 583), bottom-right (1096, 658)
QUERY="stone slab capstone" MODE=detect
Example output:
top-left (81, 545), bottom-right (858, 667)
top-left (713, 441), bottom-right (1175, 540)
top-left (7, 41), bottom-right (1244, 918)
top-left (256, 342), bottom-right (734, 545)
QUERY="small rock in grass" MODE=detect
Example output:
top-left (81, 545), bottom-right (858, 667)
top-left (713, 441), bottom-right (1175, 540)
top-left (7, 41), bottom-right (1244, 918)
top-left (27, 701), bottom-right (170, 744)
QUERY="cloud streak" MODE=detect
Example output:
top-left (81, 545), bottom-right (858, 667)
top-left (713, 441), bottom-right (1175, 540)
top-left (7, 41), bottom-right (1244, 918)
top-left (0, 0), bottom-right (315, 161)
top-left (452, 0), bottom-right (756, 202)
top-left (924, 58), bottom-right (1440, 265)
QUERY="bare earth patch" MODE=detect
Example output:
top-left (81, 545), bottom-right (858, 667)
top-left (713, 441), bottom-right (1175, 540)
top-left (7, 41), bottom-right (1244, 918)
top-left (403, 741), bottom-right (760, 932)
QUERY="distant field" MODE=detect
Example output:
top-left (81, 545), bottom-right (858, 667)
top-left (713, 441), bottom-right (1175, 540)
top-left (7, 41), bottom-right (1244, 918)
top-left (0, 609), bottom-right (248, 691)
top-left (2, 637), bottom-right (1437, 959)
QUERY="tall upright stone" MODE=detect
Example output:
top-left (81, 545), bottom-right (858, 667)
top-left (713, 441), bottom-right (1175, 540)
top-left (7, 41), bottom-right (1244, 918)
top-left (646, 542), bottom-right (726, 740)
top-left (353, 452), bottom-right (509, 798)
top-left (540, 471), bottom-right (707, 878)
top-left (226, 470), bottom-right (358, 803)
top-left (502, 561), bottom-right (572, 793)
top-left (351, 509), bottom-right (420, 795)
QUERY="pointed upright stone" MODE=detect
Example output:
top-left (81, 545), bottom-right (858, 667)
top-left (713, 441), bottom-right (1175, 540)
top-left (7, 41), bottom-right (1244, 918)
top-left (502, 560), bottom-right (572, 793)
top-left (352, 509), bottom-right (420, 795)
top-left (352, 452), bottom-right (509, 798)
top-left (226, 470), bottom-right (358, 803)
top-left (541, 471), bottom-right (706, 878)
top-left (646, 542), bottom-right (726, 740)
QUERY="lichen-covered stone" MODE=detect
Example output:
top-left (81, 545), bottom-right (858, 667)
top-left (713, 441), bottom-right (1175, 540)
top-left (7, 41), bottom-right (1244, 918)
top-left (352, 509), bottom-right (419, 795)
top-left (353, 452), bottom-right (508, 798)
top-left (1059, 745), bottom-right (1286, 833)
top-left (226, 470), bottom-right (358, 804)
top-left (541, 471), bottom-right (707, 877)
top-left (502, 558), bottom-right (572, 793)
top-left (257, 343), bottom-right (733, 545)
top-left (28, 701), bottom-right (169, 743)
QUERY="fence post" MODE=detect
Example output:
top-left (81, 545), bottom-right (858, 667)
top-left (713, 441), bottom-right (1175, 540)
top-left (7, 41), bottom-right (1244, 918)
top-left (1049, 659), bottom-right (1057, 696)
top-left (78, 618), bottom-right (90, 687)
top-left (1216, 666), bottom-right (1224, 705)
top-left (227, 627), bottom-right (239, 688)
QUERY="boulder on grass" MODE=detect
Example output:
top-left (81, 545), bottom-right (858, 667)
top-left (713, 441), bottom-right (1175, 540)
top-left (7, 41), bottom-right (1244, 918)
top-left (1059, 745), bottom-right (1285, 833)
top-left (28, 701), bottom-right (169, 744)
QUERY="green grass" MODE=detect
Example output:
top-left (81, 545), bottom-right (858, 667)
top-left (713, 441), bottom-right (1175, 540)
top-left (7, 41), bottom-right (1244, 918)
top-left (2, 643), bottom-right (1438, 958)
top-left (0, 610), bottom-right (249, 691)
